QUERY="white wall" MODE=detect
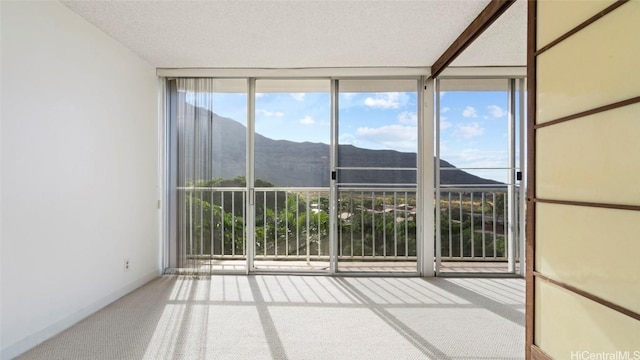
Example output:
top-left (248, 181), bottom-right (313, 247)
top-left (0, 2), bottom-right (160, 358)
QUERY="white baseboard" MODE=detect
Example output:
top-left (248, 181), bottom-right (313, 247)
top-left (1, 269), bottom-right (161, 360)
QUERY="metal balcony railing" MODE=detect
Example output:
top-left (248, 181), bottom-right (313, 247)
top-left (177, 187), bottom-right (248, 261)
top-left (254, 187), bottom-right (330, 261)
top-left (176, 186), bottom-right (519, 264)
top-left (337, 188), bottom-right (417, 261)
top-left (438, 187), bottom-right (521, 261)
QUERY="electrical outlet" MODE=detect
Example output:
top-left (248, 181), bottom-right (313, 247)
top-left (124, 259), bottom-right (130, 272)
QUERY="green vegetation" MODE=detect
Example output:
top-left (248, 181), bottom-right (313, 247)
top-left (338, 193), bottom-right (417, 258)
top-left (439, 192), bottom-right (507, 258)
top-left (180, 178), bottom-right (507, 261)
top-left (183, 176), bottom-right (331, 257)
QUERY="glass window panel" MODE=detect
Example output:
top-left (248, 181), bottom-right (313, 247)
top-left (438, 78), bottom-right (510, 185)
top-left (176, 78), bottom-right (247, 186)
top-left (338, 79), bottom-right (418, 172)
top-left (173, 78), bottom-right (248, 274)
top-left (337, 79), bottom-right (418, 273)
top-left (254, 79), bottom-right (331, 188)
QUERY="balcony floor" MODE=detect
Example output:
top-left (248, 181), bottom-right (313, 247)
top-left (174, 259), bottom-right (520, 274)
top-left (440, 261), bottom-right (521, 274)
top-left (18, 275), bottom-right (525, 360)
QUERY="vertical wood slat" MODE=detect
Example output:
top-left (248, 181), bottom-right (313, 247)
top-left (525, 0), bottom-right (537, 358)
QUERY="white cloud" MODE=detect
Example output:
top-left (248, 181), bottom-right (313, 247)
top-left (487, 105), bottom-right (506, 118)
top-left (356, 124), bottom-right (417, 152)
top-left (256, 93), bottom-right (265, 98)
top-left (364, 92), bottom-right (407, 109)
top-left (457, 149), bottom-right (506, 165)
top-left (257, 109), bottom-right (283, 117)
top-left (299, 116), bottom-right (315, 125)
top-left (290, 93), bottom-right (305, 101)
top-left (341, 93), bottom-right (357, 100)
top-left (440, 118), bottom-right (452, 130)
top-left (398, 111), bottom-right (417, 126)
top-left (462, 106), bottom-right (478, 118)
top-left (454, 122), bottom-right (484, 139)
top-left (441, 107), bottom-right (450, 113)
top-left (339, 133), bottom-right (361, 146)
top-left (446, 149), bottom-right (509, 169)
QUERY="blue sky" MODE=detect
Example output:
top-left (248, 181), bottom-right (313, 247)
top-left (255, 92), bottom-right (331, 145)
top-left (198, 88), bottom-right (516, 182)
top-left (439, 90), bottom-right (514, 183)
top-left (440, 92), bottom-right (511, 163)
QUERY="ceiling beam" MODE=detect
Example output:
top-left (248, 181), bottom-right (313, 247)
top-left (430, 0), bottom-right (515, 78)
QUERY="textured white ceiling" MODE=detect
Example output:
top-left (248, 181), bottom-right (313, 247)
top-left (451, 0), bottom-right (527, 67)
top-left (62, 0), bottom-right (526, 69)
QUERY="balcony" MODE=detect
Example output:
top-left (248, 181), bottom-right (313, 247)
top-left (174, 186), bottom-right (520, 274)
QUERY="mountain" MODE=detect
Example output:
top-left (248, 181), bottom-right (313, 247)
top-left (182, 105), bottom-right (502, 187)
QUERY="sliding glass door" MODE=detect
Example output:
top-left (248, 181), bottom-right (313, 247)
top-left (170, 79), bottom-right (248, 274)
top-left (168, 77), bottom-right (423, 275)
top-left (435, 78), bottom-right (525, 275)
top-left (336, 79), bottom-right (419, 273)
top-left (252, 79), bottom-right (332, 272)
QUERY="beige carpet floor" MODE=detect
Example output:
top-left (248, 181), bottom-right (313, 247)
top-left (17, 275), bottom-right (525, 360)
